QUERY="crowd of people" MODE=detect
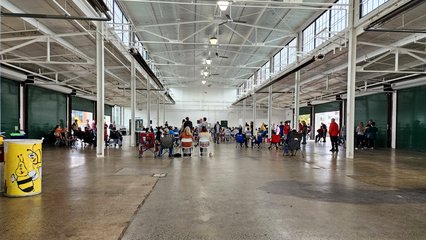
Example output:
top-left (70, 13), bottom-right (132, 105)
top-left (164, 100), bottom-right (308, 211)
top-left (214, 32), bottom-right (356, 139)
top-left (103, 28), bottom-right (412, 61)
top-left (52, 119), bottom-right (123, 148)
top-left (51, 115), bottom-right (379, 156)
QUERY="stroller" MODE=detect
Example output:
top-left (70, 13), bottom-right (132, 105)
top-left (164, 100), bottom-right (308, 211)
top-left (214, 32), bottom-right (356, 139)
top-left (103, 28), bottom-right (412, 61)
top-left (138, 132), bottom-right (156, 157)
top-left (284, 131), bottom-right (303, 156)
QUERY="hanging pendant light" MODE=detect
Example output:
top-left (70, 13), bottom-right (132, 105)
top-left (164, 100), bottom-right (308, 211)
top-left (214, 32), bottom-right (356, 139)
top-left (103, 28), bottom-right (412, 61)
top-left (209, 36), bottom-right (218, 45)
top-left (217, 1), bottom-right (229, 11)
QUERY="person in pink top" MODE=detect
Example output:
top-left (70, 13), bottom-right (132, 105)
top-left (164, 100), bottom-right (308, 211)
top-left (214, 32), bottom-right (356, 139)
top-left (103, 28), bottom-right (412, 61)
top-left (329, 118), bottom-right (339, 152)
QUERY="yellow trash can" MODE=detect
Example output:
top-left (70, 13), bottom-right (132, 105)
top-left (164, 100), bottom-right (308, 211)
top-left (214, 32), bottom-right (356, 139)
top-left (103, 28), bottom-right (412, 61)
top-left (3, 139), bottom-right (43, 197)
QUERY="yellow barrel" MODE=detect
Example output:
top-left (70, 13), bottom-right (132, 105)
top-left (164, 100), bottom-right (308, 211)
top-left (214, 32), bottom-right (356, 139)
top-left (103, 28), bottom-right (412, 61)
top-left (4, 140), bottom-right (43, 197)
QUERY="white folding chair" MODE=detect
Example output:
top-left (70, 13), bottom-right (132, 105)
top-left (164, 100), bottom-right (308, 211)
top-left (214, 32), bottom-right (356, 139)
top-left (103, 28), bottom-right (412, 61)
top-left (180, 138), bottom-right (193, 157)
top-left (199, 140), bottom-right (210, 157)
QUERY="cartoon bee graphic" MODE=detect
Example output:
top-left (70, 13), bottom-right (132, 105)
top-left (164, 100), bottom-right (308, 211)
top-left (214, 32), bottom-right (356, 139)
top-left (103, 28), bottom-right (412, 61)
top-left (10, 154), bottom-right (39, 193)
top-left (27, 144), bottom-right (42, 177)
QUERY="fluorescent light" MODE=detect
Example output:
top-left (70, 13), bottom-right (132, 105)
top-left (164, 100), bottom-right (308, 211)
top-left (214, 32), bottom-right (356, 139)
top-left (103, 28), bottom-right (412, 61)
top-left (202, 80), bottom-right (207, 85)
top-left (209, 37), bottom-right (218, 45)
top-left (206, 58), bottom-right (212, 65)
top-left (217, 1), bottom-right (229, 11)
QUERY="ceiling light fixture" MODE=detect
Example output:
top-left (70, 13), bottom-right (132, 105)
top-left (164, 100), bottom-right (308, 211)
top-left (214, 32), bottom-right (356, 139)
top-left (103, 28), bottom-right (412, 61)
top-left (203, 71), bottom-right (209, 77)
top-left (217, 1), bottom-right (229, 11)
top-left (202, 80), bottom-right (207, 85)
top-left (209, 36), bottom-right (218, 45)
top-left (206, 58), bottom-right (212, 65)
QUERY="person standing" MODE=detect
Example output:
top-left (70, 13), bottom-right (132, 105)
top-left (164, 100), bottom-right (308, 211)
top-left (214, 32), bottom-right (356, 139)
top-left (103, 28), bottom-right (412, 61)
top-left (329, 118), bottom-right (339, 152)
top-left (214, 121), bottom-right (221, 144)
top-left (321, 123), bottom-right (327, 142)
top-left (183, 117), bottom-right (193, 131)
top-left (356, 121), bottom-right (365, 150)
top-left (301, 120), bottom-right (308, 144)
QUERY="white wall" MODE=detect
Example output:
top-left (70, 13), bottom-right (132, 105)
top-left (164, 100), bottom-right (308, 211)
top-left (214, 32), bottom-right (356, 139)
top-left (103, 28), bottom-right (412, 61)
top-left (120, 87), bottom-right (295, 129)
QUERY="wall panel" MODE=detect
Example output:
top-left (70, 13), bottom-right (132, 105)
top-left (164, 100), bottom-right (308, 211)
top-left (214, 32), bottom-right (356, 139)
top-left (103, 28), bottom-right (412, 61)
top-left (397, 86), bottom-right (426, 151)
top-left (1, 78), bottom-right (20, 135)
top-left (27, 86), bottom-right (67, 139)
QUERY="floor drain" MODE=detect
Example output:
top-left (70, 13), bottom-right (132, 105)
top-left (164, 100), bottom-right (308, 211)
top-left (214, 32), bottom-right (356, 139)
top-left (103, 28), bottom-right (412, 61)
top-left (153, 173), bottom-right (167, 177)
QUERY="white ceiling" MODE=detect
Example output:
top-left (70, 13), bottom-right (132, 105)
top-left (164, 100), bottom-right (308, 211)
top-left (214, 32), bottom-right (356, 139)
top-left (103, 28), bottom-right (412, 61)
top-left (1, 0), bottom-right (425, 109)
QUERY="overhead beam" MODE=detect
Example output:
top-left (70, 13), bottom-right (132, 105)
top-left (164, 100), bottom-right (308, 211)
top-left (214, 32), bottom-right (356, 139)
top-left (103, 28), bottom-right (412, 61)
top-left (154, 63), bottom-right (259, 69)
top-left (120, 0), bottom-right (339, 10)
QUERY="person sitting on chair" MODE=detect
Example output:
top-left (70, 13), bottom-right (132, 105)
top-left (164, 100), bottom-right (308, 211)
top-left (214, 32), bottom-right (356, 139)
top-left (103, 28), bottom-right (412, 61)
top-left (109, 127), bottom-right (123, 148)
top-left (180, 126), bottom-right (194, 156)
top-left (198, 126), bottom-right (211, 155)
top-left (159, 128), bottom-right (174, 157)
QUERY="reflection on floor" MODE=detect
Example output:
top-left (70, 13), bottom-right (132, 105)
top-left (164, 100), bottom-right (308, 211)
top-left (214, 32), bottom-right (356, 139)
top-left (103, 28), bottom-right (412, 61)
top-left (1, 139), bottom-right (425, 240)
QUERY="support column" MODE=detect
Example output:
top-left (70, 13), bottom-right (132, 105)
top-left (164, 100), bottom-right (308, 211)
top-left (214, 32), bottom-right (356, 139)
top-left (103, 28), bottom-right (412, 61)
top-left (294, 71), bottom-right (300, 130)
top-left (243, 99), bottom-right (246, 129)
top-left (147, 79), bottom-right (151, 128)
top-left (157, 96), bottom-right (160, 127)
top-left (96, 21), bottom-right (105, 157)
top-left (253, 93), bottom-right (257, 131)
top-left (346, 0), bottom-right (357, 159)
top-left (268, 86), bottom-right (272, 139)
top-left (130, 57), bottom-right (136, 146)
top-left (163, 99), bottom-right (166, 125)
top-left (391, 91), bottom-right (397, 149)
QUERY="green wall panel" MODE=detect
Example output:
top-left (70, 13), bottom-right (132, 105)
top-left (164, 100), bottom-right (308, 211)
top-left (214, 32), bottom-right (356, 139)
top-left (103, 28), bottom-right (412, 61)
top-left (1, 78), bottom-right (20, 135)
top-left (105, 104), bottom-right (112, 116)
top-left (355, 93), bottom-right (388, 148)
top-left (72, 96), bottom-right (94, 112)
top-left (27, 86), bottom-right (67, 139)
top-left (299, 106), bottom-right (311, 115)
top-left (397, 86), bottom-right (426, 152)
top-left (314, 101), bottom-right (340, 113)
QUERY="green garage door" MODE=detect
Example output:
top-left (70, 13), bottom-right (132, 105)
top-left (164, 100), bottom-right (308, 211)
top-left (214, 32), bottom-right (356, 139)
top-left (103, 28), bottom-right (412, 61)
top-left (27, 86), bottom-right (67, 139)
top-left (314, 101), bottom-right (340, 113)
top-left (355, 93), bottom-right (389, 148)
top-left (105, 104), bottom-right (113, 117)
top-left (1, 78), bottom-right (20, 135)
top-left (397, 86), bottom-right (426, 152)
top-left (72, 96), bottom-right (94, 112)
top-left (299, 106), bottom-right (311, 115)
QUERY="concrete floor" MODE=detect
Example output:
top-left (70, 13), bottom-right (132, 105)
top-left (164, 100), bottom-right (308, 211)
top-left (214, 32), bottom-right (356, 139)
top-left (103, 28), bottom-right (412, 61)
top-left (1, 139), bottom-right (426, 240)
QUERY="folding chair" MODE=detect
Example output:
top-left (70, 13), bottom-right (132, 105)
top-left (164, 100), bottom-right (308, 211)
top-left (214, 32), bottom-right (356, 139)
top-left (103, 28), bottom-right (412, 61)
top-left (181, 138), bottom-right (193, 157)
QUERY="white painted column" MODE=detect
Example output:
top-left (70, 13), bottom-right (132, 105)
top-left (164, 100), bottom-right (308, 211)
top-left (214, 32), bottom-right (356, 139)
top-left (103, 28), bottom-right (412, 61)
top-left (346, 0), bottom-right (357, 159)
top-left (253, 93), bottom-right (257, 131)
top-left (96, 21), bottom-right (105, 157)
top-left (130, 57), bottom-right (136, 146)
top-left (243, 99), bottom-right (246, 128)
top-left (19, 85), bottom-right (24, 130)
top-left (163, 99), bottom-right (166, 126)
top-left (391, 91), bottom-right (397, 149)
top-left (294, 71), bottom-right (300, 130)
top-left (156, 96), bottom-right (160, 127)
top-left (268, 86), bottom-right (272, 138)
top-left (147, 79), bottom-right (151, 128)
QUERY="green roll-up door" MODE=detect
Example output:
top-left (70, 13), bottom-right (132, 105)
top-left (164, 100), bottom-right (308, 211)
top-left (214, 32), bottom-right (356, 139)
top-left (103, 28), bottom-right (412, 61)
top-left (27, 86), bottom-right (67, 139)
top-left (355, 93), bottom-right (389, 148)
top-left (72, 96), bottom-right (94, 112)
top-left (1, 78), bottom-right (20, 135)
top-left (397, 86), bottom-right (426, 152)
top-left (299, 107), bottom-right (311, 115)
top-left (314, 101), bottom-right (340, 113)
top-left (105, 104), bottom-right (112, 116)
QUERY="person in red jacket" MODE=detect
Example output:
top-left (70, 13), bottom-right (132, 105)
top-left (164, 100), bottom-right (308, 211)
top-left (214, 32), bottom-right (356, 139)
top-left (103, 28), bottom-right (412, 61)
top-left (329, 118), bottom-right (339, 152)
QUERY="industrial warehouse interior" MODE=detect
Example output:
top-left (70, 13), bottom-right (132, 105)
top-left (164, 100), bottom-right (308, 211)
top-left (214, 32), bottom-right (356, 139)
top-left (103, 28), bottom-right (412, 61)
top-left (0, 0), bottom-right (425, 239)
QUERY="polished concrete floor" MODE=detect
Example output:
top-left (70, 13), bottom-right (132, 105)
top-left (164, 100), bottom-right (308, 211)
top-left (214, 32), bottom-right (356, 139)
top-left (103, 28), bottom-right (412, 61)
top-left (1, 139), bottom-right (425, 240)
